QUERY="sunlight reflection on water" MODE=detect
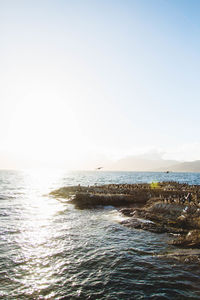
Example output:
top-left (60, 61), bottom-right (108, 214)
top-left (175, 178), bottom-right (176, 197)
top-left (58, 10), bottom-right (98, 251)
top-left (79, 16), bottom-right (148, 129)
top-left (1, 170), bottom-right (200, 299)
top-left (12, 169), bottom-right (68, 297)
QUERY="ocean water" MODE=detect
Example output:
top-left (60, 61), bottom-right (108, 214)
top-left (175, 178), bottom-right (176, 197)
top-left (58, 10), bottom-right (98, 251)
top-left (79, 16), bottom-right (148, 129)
top-left (0, 170), bottom-right (200, 300)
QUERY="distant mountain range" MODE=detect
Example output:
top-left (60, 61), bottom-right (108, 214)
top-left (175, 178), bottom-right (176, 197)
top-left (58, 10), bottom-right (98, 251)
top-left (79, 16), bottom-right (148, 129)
top-left (159, 160), bottom-right (200, 173)
top-left (106, 155), bottom-right (200, 172)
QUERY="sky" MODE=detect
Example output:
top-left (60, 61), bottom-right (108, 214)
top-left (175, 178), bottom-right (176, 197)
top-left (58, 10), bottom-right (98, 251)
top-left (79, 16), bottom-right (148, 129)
top-left (1, 0), bottom-right (200, 169)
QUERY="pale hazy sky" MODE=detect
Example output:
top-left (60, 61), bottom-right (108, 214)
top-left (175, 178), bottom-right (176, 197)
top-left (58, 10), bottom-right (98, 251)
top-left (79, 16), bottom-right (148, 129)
top-left (1, 0), bottom-right (200, 169)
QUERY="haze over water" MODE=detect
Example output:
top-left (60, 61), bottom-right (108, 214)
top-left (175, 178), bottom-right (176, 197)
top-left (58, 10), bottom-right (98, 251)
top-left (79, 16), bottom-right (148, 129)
top-left (1, 0), bottom-right (200, 169)
top-left (1, 170), bottom-right (200, 299)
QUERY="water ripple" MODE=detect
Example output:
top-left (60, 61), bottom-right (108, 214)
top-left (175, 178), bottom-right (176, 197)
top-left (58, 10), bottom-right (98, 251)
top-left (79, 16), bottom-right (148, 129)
top-left (1, 170), bottom-right (200, 299)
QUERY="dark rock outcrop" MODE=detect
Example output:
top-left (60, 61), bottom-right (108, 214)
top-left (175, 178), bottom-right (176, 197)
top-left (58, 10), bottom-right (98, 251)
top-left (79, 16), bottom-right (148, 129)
top-left (120, 217), bottom-right (166, 233)
top-left (50, 181), bottom-right (200, 209)
top-left (69, 192), bottom-right (146, 209)
top-left (169, 230), bottom-right (200, 248)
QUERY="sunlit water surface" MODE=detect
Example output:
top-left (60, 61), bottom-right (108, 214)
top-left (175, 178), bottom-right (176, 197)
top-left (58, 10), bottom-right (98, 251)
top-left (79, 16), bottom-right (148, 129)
top-left (1, 170), bottom-right (200, 299)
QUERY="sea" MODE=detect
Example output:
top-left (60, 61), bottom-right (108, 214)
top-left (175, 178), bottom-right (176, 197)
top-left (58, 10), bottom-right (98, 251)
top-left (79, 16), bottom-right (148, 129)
top-left (1, 170), bottom-right (200, 300)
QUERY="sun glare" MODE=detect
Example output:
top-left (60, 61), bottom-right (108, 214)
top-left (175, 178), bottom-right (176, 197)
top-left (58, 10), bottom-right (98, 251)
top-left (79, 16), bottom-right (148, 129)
top-left (4, 92), bottom-right (85, 168)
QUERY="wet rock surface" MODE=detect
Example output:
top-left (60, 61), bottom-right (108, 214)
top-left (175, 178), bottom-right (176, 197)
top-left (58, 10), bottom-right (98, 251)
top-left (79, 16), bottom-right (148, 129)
top-left (169, 230), bottom-right (200, 248)
top-left (120, 217), bottom-right (166, 233)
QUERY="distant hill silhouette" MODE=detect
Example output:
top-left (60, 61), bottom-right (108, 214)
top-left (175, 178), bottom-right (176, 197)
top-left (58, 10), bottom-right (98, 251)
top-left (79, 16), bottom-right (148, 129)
top-left (106, 154), bottom-right (178, 171)
top-left (106, 154), bottom-right (200, 173)
top-left (159, 160), bottom-right (200, 173)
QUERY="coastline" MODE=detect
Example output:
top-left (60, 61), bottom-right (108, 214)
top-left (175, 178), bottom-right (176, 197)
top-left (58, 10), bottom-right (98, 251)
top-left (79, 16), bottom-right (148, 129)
top-left (51, 181), bottom-right (200, 262)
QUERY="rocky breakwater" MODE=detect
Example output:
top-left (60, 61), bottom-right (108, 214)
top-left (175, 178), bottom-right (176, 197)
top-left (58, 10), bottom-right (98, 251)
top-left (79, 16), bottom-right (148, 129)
top-left (50, 181), bottom-right (200, 211)
top-left (50, 183), bottom-right (153, 209)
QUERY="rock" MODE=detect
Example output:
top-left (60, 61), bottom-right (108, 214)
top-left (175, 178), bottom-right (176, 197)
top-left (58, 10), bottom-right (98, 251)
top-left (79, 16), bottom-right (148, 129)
top-left (120, 218), bottom-right (166, 233)
top-left (69, 193), bottom-right (143, 209)
top-left (50, 181), bottom-right (200, 209)
top-left (147, 203), bottom-right (184, 219)
top-left (119, 208), bottom-right (135, 217)
top-left (169, 230), bottom-right (200, 248)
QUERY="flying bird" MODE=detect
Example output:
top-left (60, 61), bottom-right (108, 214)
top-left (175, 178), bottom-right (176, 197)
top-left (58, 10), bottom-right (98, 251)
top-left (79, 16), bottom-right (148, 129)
top-left (96, 167), bottom-right (103, 170)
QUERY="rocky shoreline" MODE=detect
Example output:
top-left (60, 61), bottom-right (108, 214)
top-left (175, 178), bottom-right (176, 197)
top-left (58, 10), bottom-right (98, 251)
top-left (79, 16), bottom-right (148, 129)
top-left (50, 181), bottom-right (200, 262)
